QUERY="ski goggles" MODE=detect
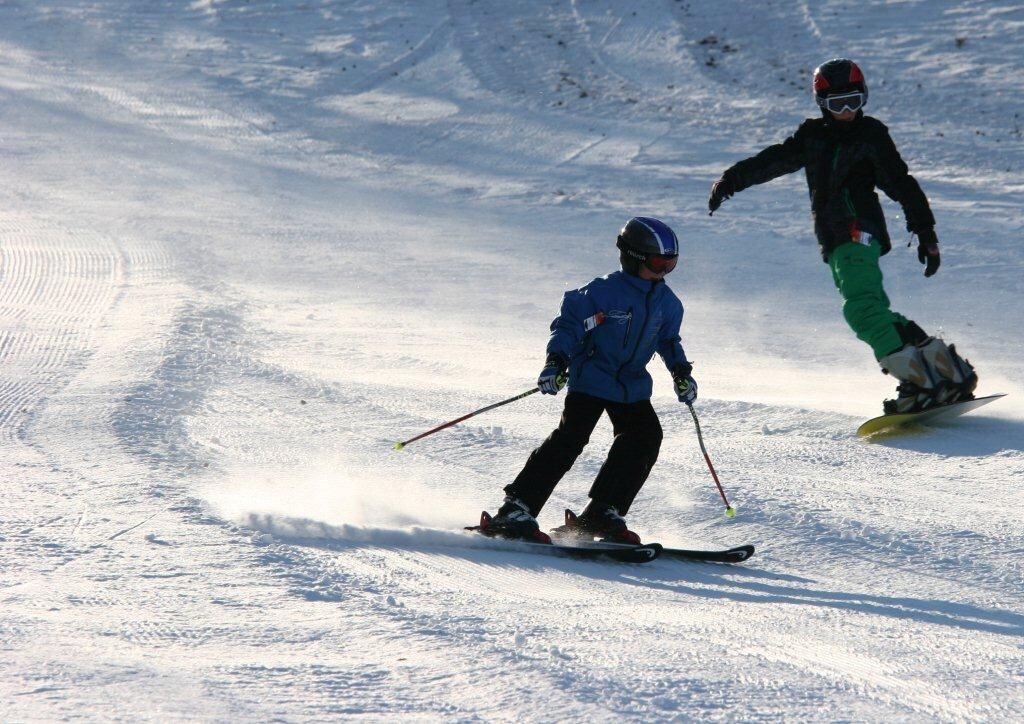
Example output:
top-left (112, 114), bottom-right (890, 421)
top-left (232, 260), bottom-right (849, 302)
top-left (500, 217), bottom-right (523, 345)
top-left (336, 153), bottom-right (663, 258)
top-left (644, 253), bottom-right (678, 274)
top-left (821, 91), bottom-right (865, 114)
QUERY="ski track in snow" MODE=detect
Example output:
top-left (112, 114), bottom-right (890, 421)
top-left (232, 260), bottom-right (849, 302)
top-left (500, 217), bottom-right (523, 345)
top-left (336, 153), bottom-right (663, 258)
top-left (1, 1), bottom-right (1023, 720)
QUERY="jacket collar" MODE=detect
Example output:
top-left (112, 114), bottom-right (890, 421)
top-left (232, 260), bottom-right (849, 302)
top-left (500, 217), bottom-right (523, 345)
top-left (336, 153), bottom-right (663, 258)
top-left (822, 109), bottom-right (865, 137)
top-left (614, 270), bottom-right (663, 292)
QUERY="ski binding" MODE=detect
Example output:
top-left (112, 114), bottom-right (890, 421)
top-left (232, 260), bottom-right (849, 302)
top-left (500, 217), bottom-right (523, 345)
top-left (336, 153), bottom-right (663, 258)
top-left (466, 511), bottom-right (661, 563)
top-left (551, 509), bottom-right (755, 564)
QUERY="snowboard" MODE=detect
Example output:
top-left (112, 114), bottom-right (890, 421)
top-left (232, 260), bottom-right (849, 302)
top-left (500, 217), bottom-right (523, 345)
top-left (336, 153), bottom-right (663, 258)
top-left (857, 393), bottom-right (1006, 437)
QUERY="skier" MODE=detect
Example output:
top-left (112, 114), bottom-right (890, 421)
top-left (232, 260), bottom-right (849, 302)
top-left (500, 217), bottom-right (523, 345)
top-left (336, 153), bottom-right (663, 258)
top-left (707, 58), bottom-right (977, 414)
top-left (483, 217), bottom-right (697, 544)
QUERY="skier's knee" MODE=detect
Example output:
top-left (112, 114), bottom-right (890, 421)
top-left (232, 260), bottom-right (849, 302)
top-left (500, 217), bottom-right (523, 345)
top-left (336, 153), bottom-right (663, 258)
top-left (618, 423), bottom-right (661, 457)
top-left (647, 418), bottom-right (664, 452)
top-left (547, 427), bottom-right (591, 456)
top-left (649, 422), bottom-right (664, 451)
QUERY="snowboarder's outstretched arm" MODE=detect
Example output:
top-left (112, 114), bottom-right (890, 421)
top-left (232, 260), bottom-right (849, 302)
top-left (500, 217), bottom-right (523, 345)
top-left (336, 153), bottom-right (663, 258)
top-left (870, 124), bottom-right (934, 234)
top-left (870, 124), bottom-right (940, 276)
top-left (709, 125), bottom-right (808, 214)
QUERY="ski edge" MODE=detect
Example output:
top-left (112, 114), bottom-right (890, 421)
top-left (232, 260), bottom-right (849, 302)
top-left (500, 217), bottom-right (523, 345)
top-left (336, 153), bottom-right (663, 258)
top-left (549, 508), bottom-right (755, 564)
top-left (464, 524), bottom-right (662, 564)
top-left (552, 538), bottom-right (755, 564)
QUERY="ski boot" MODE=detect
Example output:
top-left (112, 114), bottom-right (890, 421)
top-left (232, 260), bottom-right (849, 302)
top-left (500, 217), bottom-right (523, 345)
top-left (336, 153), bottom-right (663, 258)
top-left (880, 343), bottom-right (940, 415)
top-left (554, 503), bottom-right (642, 545)
top-left (918, 338), bottom-right (978, 404)
top-left (478, 497), bottom-right (551, 544)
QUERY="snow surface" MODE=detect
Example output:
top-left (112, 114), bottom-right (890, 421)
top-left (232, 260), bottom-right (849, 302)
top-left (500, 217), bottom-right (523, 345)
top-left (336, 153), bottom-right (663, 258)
top-left (2, 1), bottom-right (1022, 720)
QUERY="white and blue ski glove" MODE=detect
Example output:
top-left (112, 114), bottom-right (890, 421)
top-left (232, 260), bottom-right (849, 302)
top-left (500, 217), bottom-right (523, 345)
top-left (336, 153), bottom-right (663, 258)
top-left (673, 363), bottom-right (698, 405)
top-left (538, 354), bottom-right (569, 395)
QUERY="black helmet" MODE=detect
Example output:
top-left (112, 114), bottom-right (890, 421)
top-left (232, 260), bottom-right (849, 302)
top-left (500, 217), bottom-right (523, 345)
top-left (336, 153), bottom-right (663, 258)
top-left (813, 58), bottom-right (868, 111)
top-left (616, 217), bottom-right (680, 276)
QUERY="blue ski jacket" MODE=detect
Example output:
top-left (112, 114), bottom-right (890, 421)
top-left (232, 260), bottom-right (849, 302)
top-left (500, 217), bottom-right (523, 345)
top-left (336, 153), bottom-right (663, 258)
top-left (546, 271), bottom-right (689, 404)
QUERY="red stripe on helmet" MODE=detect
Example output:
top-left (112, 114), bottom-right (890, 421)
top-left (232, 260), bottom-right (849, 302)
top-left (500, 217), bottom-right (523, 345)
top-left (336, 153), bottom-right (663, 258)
top-left (849, 63), bottom-right (864, 84)
top-left (813, 72), bottom-right (830, 92)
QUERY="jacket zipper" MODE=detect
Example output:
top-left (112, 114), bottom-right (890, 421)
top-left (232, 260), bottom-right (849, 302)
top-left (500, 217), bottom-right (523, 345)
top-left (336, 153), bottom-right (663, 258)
top-left (833, 146), bottom-right (858, 216)
top-left (616, 286), bottom-right (657, 401)
top-left (832, 145), bottom-right (860, 222)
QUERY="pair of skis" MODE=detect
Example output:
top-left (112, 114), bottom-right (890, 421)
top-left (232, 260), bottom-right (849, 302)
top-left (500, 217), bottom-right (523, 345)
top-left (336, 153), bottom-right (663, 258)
top-left (466, 510), bottom-right (754, 565)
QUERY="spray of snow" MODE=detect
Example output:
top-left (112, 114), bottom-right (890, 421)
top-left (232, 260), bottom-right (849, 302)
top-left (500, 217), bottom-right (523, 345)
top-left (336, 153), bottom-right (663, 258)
top-left (202, 456), bottom-right (480, 539)
top-left (200, 459), bottom-right (549, 555)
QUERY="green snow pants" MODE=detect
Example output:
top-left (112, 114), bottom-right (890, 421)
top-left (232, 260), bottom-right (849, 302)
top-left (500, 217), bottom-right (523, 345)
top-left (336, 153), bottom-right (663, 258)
top-left (828, 239), bottom-right (910, 360)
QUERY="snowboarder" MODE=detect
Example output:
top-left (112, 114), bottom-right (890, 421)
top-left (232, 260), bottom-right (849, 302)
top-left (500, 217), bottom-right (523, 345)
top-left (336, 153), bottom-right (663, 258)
top-left (707, 58), bottom-right (977, 414)
top-left (484, 217), bottom-right (697, 544)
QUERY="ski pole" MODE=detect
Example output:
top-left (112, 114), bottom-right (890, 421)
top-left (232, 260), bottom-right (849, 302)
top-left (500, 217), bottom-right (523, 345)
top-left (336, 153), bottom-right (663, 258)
top-left (394, 387), bottom-right (540, 450)
top-left (686, 403), bottom-right (736, 518)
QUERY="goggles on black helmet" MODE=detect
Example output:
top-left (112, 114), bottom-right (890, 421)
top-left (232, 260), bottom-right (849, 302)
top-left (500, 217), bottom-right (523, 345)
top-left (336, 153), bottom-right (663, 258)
top-left (821, 91), bottom-right (865, 115)
top-left (618, 243), bottom-right (679, 275)
top-left (644, 253), bottom-right (678, 274)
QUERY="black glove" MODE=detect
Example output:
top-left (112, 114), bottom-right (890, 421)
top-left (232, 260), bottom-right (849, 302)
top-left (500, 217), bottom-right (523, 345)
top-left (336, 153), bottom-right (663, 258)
top-left (538, 354), bottom-right (569, 395)
top-left (672, 363), bottom-right (698, 405)
top-left (708, 173), bottom-right (736, 216)
top-left (916, 228), bottom-right (940, 277)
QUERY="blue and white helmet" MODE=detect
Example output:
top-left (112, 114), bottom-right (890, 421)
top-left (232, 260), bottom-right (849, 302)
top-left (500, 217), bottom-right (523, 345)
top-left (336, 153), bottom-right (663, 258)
top-left (616, 217), bottom-right (680, 275)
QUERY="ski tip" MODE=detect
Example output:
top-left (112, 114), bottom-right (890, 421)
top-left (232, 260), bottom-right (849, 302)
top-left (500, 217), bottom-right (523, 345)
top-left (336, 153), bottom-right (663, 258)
top-left (728, 544), bottom-right (755, 561)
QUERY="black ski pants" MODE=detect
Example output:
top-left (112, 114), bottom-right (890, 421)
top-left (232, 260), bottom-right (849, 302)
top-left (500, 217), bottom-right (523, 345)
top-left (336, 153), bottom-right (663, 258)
top-left (505, 391), bottom-right (663, 517)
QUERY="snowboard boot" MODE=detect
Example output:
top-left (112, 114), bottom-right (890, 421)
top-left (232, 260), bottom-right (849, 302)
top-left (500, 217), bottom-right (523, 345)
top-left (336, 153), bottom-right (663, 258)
top-left (575, 502), bottom-right (642, 545)
top-left (482, 497), bottom-right (551, 544)
top-left (880, 343), bottom-right (939, 415)
top-left (918, 338), bottom-right (978, 404)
